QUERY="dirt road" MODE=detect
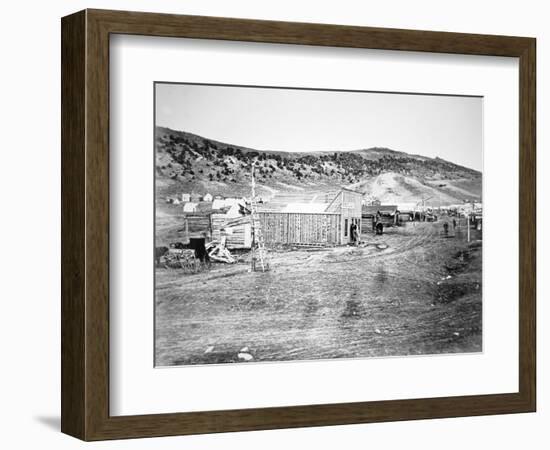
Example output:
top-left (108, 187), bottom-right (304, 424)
top-left (155, 222), bottom-right (482, 366)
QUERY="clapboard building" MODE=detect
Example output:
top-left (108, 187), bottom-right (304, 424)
top-left (324, 188), bottom-right (363, 244)
top-left (204, 188), bottom-right (364, 249)
top-left (258, 188), bottom-right (363, 246)
top-left (259, 211), bottom-right (342, 246)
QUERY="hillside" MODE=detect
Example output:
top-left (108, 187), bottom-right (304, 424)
top-left (155, 127), bottom-right (482, 204)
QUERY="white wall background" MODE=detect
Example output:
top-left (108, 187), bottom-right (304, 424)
top-left (0, 1), bottom-right (546, 448)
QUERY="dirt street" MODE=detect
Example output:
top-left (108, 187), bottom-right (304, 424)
top-left (155, 221), bottom-right (482, 366)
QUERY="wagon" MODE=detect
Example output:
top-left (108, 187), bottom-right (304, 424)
top-left (160, 248), bottom-right (201, 272)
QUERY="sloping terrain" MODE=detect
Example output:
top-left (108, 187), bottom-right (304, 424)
top-left (155, 127), bottom-right (481, 204)
top-left (351, 172), bottom-right (482, 205)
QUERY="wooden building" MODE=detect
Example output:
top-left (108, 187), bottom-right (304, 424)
top-left (206, 188), bottom-right (363, 249)
top-left (325, 188), bottom-right (363, 244)
top-left (257, 188), bottom-right (363, 246)
top-left (220, 216), bottom-right (252, 249)
top-left (182, 214), bottom-right (211, 238)
top-left (396, 203), bottom-right (415, 222)
top-left (258, 212), bottom-right (341, 246)
top-left (210, 211), bottom-right (252, 249)
top-left (362, 205), bottom-right (398, 232)
top-left (397, 212), bottom-right (414, 223)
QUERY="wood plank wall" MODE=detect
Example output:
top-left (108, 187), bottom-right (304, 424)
top-left (259, 212), bottom-right (341, 245)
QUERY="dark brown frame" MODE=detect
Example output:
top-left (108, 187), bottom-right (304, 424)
top-left (61, 9), bottom-right (536, 441)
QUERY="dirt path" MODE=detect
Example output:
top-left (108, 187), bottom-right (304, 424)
top-left (155, 222), bottom-right (482, 366)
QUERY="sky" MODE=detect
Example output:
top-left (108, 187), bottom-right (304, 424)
top-left (155, 83), bottom-right (483, 172)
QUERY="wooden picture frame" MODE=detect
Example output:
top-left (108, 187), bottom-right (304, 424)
top-left (61, 9), bottom-right (536, 441)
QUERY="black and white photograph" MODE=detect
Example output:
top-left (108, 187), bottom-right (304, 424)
top-left (2, 0), bottom-right (543, 446)
top-left (154, 83), bottom-right (483, 367)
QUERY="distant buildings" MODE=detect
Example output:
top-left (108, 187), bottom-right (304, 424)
top-left (182, 202), bottom-right (199, 213)
top-left (176, 188), bottom-right (366, 248)
top-left (172, 187), bottom-right (485, 248)
top-left (190, 193), bottom-right (202, 203)
top-left (361, 205), bottom-right (398, 232)
top-left (211, 199), bottom-right (226, 210)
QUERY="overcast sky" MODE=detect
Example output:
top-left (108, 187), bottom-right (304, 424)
top-left (155, 83), bottom-right (482, 171)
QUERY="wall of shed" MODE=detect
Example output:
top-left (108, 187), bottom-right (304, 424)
top-left (225, 223), bottom-right (252, 249)
top-left (259, 212), bottom-right (341, 245)
top-left (361, 216), bottom-right (375, 233)
top-left (210, 213), bottom-right (253, 249)
top-left (183, 214), bottom-right (211, 238)
top-left (210, 213), bottom-right (226, 242)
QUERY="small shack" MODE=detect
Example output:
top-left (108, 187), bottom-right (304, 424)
top-left (179, 213), bottom-right (212, 243)
top-left (221, 216), bottom-right (253, 249)
top-left (396, 203), bottom-right (416, 222)
top-left (397, 211), bottom-right (414, 223)
top-left (203, 193), bottom-right (213, 202)
top-left (209, 199), bottom-right (252, 249)
top-left (362, 205), bottom-right (398, 232)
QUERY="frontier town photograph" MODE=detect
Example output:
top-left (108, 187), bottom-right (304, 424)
top-left (154, 83), bottom-right (483, 367)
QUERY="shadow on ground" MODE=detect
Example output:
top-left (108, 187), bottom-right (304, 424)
top-left (34, 416), bottom-right (60, 431)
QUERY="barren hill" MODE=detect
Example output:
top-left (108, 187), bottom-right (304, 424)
top-left (155, 127), bottom-right (481, 205)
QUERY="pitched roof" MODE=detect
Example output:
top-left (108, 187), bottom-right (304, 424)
top-left (362, 205), bottom-right (398, 215)
top-left (281, 202), bottom-right (330, 214)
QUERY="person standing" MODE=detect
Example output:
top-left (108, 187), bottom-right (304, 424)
top-left (350, 222), bottom-right (357, 245)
